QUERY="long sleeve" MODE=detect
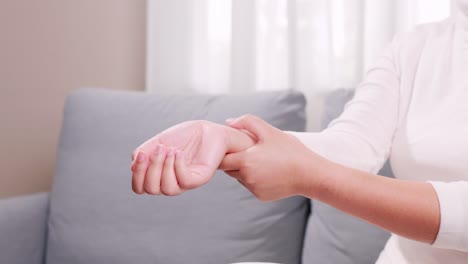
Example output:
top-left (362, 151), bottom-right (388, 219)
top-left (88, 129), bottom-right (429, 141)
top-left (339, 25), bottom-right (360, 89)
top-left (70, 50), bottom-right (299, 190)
top-left (292, 13), bottom-right (468, 258)
top-left (429, 181), bottom-right (468, 252)
top-left (289, 37), bottom-right (402, 174)
top-left (289, 19), bottom-right (468, 255)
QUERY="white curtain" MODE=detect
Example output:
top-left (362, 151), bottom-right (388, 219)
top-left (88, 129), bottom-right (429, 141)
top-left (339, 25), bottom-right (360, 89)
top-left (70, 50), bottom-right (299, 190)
top-left (146, 0), bottom-right (452, 95)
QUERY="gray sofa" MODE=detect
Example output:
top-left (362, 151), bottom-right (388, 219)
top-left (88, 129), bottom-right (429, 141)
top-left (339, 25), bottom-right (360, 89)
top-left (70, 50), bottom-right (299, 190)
top-left (0, 89), bottom-right (392, 264)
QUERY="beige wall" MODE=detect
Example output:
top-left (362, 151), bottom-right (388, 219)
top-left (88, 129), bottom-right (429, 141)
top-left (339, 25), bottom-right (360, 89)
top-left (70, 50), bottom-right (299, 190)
top-left (0, 1), bottom-right (146, 198)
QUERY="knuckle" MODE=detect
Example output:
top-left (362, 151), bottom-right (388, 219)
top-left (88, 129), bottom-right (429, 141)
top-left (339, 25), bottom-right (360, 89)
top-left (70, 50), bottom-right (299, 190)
top-left (132, 148), bottom-right (143, 160)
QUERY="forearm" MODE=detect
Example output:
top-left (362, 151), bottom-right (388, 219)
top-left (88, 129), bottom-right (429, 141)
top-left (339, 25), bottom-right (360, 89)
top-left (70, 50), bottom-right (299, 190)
top-left (299, 155), bottom-right (440, 244)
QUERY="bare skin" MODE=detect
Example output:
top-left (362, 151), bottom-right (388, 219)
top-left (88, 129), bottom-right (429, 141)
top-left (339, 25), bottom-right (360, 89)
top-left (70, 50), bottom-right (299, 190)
top-left (131, 120), bottom-right (255, 195)
top-left (131, 115), bottom-right (440, 244)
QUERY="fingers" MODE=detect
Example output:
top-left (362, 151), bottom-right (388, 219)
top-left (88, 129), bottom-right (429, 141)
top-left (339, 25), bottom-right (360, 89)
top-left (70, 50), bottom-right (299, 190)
top-left (160, 149), bottom-right (183, 196)
top-left (132, 146), bottom-right (184, 196)
top-left (226, 114), bottom-right (271, 142)
top-left (131, 148), bottom-right (148, 172)
top-left (131, 135), bottom-right (162, 165)
top-left (131, 150), bottom-right (138, 161)
top-left (143, 145), bottom-right (165, 195)
top-left (219, 152), bottom-right (245, 171)
top-left (132, 152), bottom-right (149, 194)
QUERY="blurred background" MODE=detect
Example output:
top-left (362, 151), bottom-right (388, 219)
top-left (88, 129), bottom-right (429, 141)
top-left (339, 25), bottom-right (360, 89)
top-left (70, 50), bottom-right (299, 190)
top-left (0, 0), bottom-right (453, 198)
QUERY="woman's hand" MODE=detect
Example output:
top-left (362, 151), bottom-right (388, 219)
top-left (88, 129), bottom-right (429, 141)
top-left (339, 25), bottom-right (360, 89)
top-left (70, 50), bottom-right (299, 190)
top-left (219, 115), bottom-right (331, 202)
top-left (131, 120), bottom-right (255, 196)
top-left (221, 116), bottom-right (441, 245)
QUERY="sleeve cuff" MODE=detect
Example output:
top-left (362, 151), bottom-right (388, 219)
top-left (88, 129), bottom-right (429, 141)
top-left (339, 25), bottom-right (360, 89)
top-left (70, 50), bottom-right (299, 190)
top-left (429, 181), bottom-right (468, 252)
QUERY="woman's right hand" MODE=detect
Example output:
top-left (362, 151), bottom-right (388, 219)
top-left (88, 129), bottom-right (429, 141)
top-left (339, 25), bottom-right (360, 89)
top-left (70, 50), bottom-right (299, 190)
top-left (131, 120), bottom-right (255, 196)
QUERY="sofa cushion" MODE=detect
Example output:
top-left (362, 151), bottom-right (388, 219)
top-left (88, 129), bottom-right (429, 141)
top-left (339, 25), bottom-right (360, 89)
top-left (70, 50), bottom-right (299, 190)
top-left (0, 193), bottom-right (49, 264)
top-left (303, 89), bottom-right (392, 264)
top-left (47, 89), bottom-right (309, 264)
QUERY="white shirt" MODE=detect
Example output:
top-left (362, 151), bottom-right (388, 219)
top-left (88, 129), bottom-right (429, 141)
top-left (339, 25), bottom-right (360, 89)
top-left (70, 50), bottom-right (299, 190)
top-left (289, 11), bottom-right (468, 264)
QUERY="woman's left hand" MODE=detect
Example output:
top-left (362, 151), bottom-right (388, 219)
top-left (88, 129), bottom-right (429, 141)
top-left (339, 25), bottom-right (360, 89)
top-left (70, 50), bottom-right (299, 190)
top-left (219, 114), bottom-right (330, 201)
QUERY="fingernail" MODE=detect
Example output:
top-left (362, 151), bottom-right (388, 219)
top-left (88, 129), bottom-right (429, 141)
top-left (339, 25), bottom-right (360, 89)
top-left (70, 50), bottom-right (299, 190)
top-left (136, 152), bottom-right (146, 162)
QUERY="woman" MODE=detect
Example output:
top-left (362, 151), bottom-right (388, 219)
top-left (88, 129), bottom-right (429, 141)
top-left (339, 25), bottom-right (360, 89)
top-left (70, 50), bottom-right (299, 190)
top-left (131, 1), bottom-right (468, 263)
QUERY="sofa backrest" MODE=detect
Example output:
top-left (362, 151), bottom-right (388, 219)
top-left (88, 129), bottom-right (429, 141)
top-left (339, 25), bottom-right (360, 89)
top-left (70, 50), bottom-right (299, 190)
top-left (46, 89), bottom-right (309, 264)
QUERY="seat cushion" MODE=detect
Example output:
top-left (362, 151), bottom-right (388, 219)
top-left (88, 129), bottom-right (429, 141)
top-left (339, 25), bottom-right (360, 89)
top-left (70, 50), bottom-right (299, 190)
top-left (0, 193), bottom-right (49, 264)
top-left (46, 89), bottom-right (309, 264)
top-left (303, 89), bottom-right (392, 264)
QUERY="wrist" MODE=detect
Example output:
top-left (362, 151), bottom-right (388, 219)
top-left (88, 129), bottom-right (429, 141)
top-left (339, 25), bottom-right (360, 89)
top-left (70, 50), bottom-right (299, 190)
top-left (200, 121), bottom-right (232, 155)
top-left (222, 125), bottom-right (256, 154)
top-left (295, 151), bottom-right (340, 199)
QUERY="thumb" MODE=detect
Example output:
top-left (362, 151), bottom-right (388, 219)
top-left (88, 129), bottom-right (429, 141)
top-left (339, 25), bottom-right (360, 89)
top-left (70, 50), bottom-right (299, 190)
top-left (226, 114), bottom-right (270, 142)
top-left (219, 151), bottom-right (245, 171)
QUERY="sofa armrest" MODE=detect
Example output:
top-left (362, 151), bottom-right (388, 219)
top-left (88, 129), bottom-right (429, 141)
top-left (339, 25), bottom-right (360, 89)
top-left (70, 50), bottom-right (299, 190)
top-left (0, 192), bottom-right (49, 264)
